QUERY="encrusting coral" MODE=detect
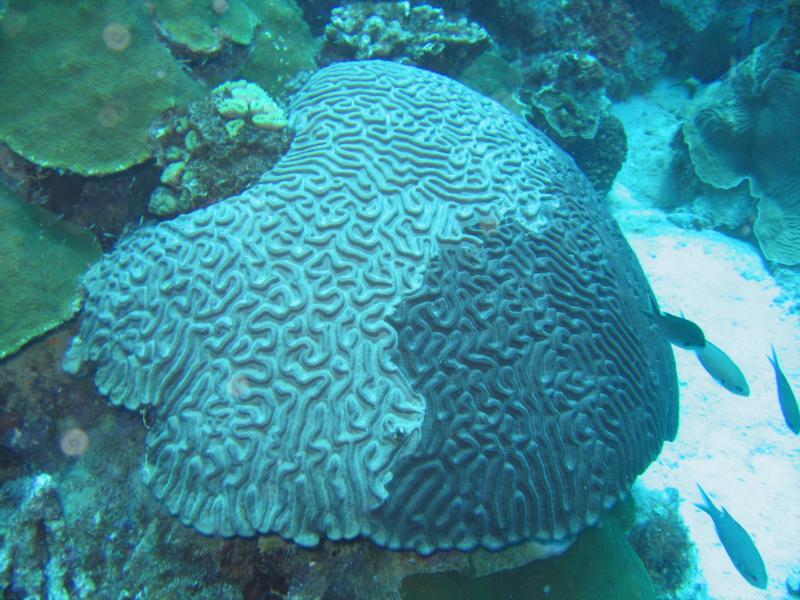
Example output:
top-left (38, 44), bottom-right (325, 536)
top-left (150, 0), bottom-right (266, 55)
top-left (238, 0), bottom-right (318, 98)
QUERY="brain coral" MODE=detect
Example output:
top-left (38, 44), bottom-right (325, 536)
top-left (64, 61), bottom-right (678, 554)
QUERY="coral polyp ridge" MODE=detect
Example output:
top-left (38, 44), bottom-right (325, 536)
top-left (64, 60), bottom-right (678, 554)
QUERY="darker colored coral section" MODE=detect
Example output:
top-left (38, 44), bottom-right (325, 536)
top-left (378, 215), bottom-right (677, 552)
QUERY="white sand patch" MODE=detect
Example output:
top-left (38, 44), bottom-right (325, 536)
top-left (610, 81), bottom-right (800, 600)
top-left (611, 78), bottom-right (691, 207)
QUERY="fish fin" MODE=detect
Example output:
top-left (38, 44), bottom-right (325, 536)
top-left (695, 484), bottom-right (717, 516)
top-left (646, 294), bottom-right (661, 316)
top-left (768, 344), bottom-right (779, 369)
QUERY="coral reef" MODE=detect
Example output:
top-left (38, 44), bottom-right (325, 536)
top-left (0, 329), bottom-right (680, 600)
top-left (0, 453), bottom-right (243, 599)
top-left (516, 51), bottom-right (609, 140)
top-left (322, 1), bottom-right (489, 73)
top-left (469, 0), bottom-right (639, 97)
top-left (659, 0), bottom-right (718, 33)
top-left (150, 0), bottom-right (317, 99)
top-left (238, 0), bottom-right (318, 98)
top-left (0, 184), bottom-right (101, 360)
top-left (151, 0), bottom-right (267, 56)
top-left (400, 499), bottom-right (656, 600)
top-left (679, 11), bottom-right (754, 82)
top-left (683, 65), bottom-right (800, 265)
top-left (149, 80), bottom-right (291, 217)
top-left (64, 61), bottom-right (677, 554)
top-left (456, 49), bottom-right (522, 112)
top-left (0, 329), bottom-right (245, 597)
top-left (213, 79), bottom-right (289, 130)
top-left (563, 114), bottom-right (627, 198)
top-left (0, 327), bottom-right (101, 480)
top-left (0, 0), bottom-right (202, 176)
top-left (628, 486), bottom-right (696, 598)
top-left (654, 12), bottom-right (800, 263)
top-left (515, 51), bottom-right (626, 196)
top-left (0, 473), bottom-right (95, 598)
top-left (655, 128), bottom-right (757, 244)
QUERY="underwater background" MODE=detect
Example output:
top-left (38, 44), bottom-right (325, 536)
top-left (1, 1), bottom-right (799, 599)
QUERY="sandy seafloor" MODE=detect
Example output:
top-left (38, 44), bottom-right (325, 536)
top-left (609, 81), bottom-right (800, 599)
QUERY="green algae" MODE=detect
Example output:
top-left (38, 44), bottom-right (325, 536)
top-left (0, 185), bottom-right (101, 360)
top-left (0, 0), bottom-right (203, 176)
top-left (400, 502), bottom-right (655, 600)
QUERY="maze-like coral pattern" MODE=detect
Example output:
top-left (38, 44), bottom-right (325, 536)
top-left (64, 61), bottom-right (677, 552)
top-left (374, 217), bottom-right (676, 553)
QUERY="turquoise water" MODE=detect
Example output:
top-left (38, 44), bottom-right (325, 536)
top-left (1, 2), bottom-right (798, 599)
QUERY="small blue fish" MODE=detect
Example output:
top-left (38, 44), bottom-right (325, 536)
top-left (767, 345), bottom-right (800, 434)
top-left (645, 301), bottom-right (706, 349)
top-left (694, 340), bottom-right (749, 396)
top-left (695, 484), bottom-right (768, 589)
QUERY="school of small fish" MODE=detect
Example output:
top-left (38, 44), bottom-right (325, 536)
top-left (647, 303), bottom-right (799, 590)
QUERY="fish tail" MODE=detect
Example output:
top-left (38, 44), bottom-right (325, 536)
top-left (768, 344), bottom-right (779, 369)
top-left (695, 484), bottom-right (717, 517)
top-left (646, 293), bottom-right (660, 315)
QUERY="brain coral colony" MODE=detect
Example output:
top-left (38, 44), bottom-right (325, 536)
top-left (64, 58), bottom-right (677, 564)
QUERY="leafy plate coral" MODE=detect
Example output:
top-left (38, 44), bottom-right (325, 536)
top-left (0, 0), bottom-right (202, 175)
top-left (683, 67), bottom-right (800, 264)
top-left (0, 184), bottom-right (101, 359)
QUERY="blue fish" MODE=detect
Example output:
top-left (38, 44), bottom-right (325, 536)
top-left (767, 345), bottom-right (800, 434)
top-left (695, 485), bottom-right (768, 589)
top-left (644, 300), bottom-right (706, 349)
top-left (694, 340), bottom-right (749, 396)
